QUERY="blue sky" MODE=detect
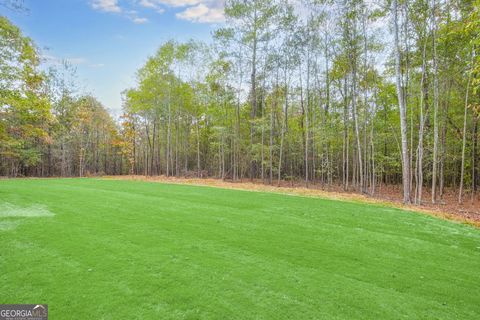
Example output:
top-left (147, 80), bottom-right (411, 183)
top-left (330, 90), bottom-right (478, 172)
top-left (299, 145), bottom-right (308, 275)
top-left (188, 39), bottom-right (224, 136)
top-left (1, 0), bottom-right (224, 116)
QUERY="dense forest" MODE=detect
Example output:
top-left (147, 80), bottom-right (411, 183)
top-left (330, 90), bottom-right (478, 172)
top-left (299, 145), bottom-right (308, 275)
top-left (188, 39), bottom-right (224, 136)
top-left (1, 0), bottom-right (479, 205)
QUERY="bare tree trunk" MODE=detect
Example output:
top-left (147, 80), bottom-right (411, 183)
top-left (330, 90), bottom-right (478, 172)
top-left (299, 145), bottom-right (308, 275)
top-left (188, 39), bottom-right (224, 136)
top-left (260, 60), bottom-right (267, 183)
top-left (278, 68), bottom-right (289, 186)
top-left (415, 39), bottom-right (427, 205)
top-left (61, 141), bottom-right (66, 176)
top-left (196, 118), bottom-right (201, 178)
top-left (440, 83), bottom-right (449, 199)
top-left (370, 80), bottom-right (379, 195)
top-left (221, 101), bottom-right (226, 180)
top-left (175, 117), bottom-right (179, 176)
top-left (152, 119), bottom-right (157, 176)
top-left (472, 117), bottom-right (478, 203)
top-left (249, 8), bottom-right (258, 181)
top-left (352, 67), bottom-right (363, 192)
top-left (343, 77), bottom-right (349, 191)
top-left (305, 52), bottom-right (310, 188)
top-left (370, 124), bottom-right (376, 195)
top-left (233, 49), bottom-right (244, 181)
top-left (269, 73), bottom-right (277, 185)
top-left (404, 0), bottom-right (414, 196)
top-left (145, 120), bottom-right (152, 176)
top-left (459, 49), bottom-right (473, 203)
top-left (79, 148), bottom-right (84, 177)
top-left (167, 103), bottom-right (171, 177)
top-left (184, 120), bottom-right (189, 176)
top-left (431, 0), bottom-right (439, 204)
top-left (392, 0), bottom-right (411, 204)
top-left (133, 121), bottom-right (137, 175)
top-left (362, 8), bottom-right (369, 192)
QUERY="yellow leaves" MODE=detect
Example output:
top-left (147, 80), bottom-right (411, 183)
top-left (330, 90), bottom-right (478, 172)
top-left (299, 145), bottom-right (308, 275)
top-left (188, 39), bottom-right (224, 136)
top-left (43, 135), bottom-right (54, 145)
top-left (468, 103), bottom-right (480, 116)
top-left (19, 36), bottom-right (39, 66)
top-left (472, 63), bottom-right (480, 95)
top-left (0, 17), bottom-right (53, 166)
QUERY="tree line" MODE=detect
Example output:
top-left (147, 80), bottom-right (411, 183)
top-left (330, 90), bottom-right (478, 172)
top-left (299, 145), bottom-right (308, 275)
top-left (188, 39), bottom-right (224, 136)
top-left (0, 16), bottom-right (122, 177)
top-left (1, 0), bottom-right (479, 205)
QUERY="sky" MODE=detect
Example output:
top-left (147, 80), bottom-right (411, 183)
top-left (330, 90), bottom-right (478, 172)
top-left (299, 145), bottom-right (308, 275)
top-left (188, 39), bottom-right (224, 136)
top-left (1, 0), bottom-right (225, 116)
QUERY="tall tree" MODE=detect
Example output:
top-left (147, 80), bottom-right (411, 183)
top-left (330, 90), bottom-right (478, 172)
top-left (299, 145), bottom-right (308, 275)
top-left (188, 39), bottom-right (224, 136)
top-left (392, 0), bottom-right (411, 203)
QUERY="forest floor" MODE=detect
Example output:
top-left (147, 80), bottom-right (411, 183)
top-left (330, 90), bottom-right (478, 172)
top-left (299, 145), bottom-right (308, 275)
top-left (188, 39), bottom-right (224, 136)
top-left (106, 175), bottom-right (480, 227)
top-left (1, 178), bottom-right (479, 319)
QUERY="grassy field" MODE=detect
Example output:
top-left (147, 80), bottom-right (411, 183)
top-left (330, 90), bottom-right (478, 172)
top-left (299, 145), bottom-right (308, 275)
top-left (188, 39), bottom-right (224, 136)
top-left (0, 178), bottom-right (479, 319)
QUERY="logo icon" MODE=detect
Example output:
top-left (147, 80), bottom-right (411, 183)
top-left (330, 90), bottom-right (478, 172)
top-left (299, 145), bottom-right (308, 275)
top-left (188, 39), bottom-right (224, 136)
top-left (0, 304), bottom-right (48, 320)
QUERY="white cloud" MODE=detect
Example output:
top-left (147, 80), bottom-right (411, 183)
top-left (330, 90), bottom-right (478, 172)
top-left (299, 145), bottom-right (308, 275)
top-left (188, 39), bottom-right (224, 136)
top-left (43, 54), bottom-right (87, 66)
top-left (91, 1), bottom-right (149, 24)
top-left (139, 0), bottom-right (157, 8)
top-left (89, 63), bottom-right (106, 68)
top-left (138, 0), bottom-right (165, 13)
top-left (132, 17), bottom-right (149, 24)
top-left (43, 54), bottom-right (105, 68)
top-left (67, 57), bottom-right (88, 65)
top-left (91, 0), bottom-right (121, 13)
top-left (125, 9), bottom-right (149, 24)
top-left (90, 0), bottom-right (224, 24)
top-left (176, 3), bottom-right (224, 23)
top-left (141, 0), bottom-right (200, 8)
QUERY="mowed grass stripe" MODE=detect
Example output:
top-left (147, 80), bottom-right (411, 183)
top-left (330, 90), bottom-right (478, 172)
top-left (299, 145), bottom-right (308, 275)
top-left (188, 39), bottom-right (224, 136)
top-left (0, 178), bottom-right (479, 319)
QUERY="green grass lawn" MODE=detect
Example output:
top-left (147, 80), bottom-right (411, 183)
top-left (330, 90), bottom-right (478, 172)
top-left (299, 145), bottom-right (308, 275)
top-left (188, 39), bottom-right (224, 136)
top-left (0, 178), bottom-right (479, 319)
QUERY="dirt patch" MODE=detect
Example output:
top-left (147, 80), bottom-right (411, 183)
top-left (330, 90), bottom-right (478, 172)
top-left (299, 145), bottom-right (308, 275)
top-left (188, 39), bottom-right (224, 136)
top-left (104, 175), bottom-right (480, 228)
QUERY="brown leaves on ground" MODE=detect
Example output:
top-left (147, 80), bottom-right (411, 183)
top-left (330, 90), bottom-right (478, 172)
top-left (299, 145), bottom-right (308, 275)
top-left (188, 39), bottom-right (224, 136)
top-left (104, 175), bottom-right (480, 228)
